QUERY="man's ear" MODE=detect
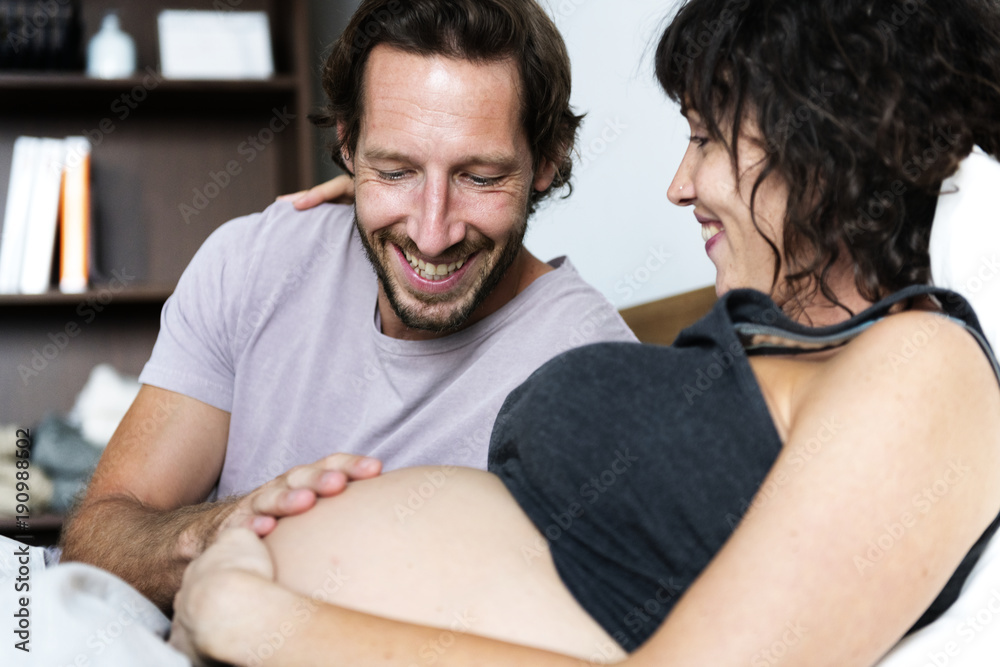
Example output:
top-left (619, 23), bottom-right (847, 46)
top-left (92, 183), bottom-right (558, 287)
top-left (533, 158), bottom-right (558, 192)
top-left (337, 121), bottom-right (355, 174)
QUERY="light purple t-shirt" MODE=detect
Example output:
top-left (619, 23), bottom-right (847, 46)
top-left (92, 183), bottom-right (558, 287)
top-left (139, 202), bottom-right (637, 497)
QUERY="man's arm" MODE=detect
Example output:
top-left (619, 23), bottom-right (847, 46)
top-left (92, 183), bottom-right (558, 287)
top-left (61, 384), bottom-right (381, 612)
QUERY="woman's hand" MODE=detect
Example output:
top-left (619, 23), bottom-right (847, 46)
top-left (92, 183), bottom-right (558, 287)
top-left (170, 527), bottom-right (276, 665)
top-left (277, 174), bottom-right (355, 209)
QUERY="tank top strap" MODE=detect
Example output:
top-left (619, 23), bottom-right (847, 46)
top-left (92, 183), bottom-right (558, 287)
top-left (711, 285), bottom-right (1000, 383)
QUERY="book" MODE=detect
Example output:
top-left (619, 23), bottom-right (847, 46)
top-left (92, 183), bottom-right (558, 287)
top-left (59, 137), bottom-right (90, 293)
top-left (19, 137), bottom-right (66, 294)
top-left (0, 135), bottom-right (39, 294)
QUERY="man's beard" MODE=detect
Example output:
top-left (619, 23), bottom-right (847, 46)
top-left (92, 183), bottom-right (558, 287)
top-left (354, 210), bottom-right (528, 334)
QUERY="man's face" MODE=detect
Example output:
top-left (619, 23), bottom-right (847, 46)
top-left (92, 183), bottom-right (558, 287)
top-left (348, 45), bottom-right (555, 337)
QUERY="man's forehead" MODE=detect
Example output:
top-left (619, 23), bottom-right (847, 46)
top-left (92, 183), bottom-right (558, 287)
top-left (360, 45), bottom-right (524, 123)
top-left (357, 45), bottom-right (529, 159)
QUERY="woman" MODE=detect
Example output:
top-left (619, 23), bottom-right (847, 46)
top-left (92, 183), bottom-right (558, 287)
top-left (171, 0), bottom-right (1000, 664)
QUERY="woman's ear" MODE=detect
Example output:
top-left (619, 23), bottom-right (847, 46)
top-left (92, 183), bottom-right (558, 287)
top-left (533, 158), bottom-right (558, 192)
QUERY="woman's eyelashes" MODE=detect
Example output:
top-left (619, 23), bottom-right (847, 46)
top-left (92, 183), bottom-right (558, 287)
top-left (689, 135), bottom-right (709, 148)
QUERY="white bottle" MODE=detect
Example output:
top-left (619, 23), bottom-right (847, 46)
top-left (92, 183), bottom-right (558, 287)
top-left (86, 13), bottom-right (137, 79)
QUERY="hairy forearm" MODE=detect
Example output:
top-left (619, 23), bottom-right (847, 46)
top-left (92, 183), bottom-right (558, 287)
top-left (199, 573), bottom-right (589, 667)
top-left (61, 495), bottom-right (237, 613)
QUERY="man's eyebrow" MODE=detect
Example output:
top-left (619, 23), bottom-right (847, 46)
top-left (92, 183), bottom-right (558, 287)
top-left (362, 147), bottom-right (522, 170)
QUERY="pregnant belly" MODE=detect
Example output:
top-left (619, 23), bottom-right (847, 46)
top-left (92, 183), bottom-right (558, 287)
top-left (264, 466), bottom-right (626, 662)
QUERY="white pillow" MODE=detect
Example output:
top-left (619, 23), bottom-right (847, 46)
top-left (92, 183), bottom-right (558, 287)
top-left (930, 145), bottom-right (1000, 354)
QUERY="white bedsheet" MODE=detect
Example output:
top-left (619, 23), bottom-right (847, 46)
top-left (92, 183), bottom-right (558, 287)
top-left (0, 535), bottom-right (188, 666)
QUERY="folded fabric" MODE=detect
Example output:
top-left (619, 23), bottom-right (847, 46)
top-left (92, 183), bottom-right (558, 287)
top-left (31, 414), bottom-right (103, 478)
top-left (68, 363), bottom-right (141, 448)
top-left (0, 536), bottom-right (190, 667)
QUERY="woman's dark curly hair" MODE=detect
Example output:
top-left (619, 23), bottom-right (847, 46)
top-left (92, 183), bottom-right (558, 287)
top-left (312, 0), bottom-right (584, 216)
top-left (656, 0), bottom-right (1000, 310)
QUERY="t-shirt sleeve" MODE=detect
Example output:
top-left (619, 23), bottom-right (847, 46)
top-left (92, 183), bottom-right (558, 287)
top-left (138, 214), bottom-right (260, 412)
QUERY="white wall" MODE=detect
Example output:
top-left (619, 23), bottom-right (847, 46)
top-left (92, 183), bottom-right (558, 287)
top-left (526, 0), bottom-right (716, 308)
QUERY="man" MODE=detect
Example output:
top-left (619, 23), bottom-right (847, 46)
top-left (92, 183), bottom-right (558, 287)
top-left (61, 0), bottom-right (636, 612)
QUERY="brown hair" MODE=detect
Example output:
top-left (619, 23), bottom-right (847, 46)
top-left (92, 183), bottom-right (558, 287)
top-left (312, 0), bottom-right (584, 214)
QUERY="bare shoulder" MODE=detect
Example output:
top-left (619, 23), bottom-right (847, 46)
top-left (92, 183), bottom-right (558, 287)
top-left (817, 310), bottom-right (999, 409)
top-left (790, 309), bottom-right (1000, 476)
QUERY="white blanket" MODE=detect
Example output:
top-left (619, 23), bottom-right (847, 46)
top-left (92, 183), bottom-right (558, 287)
top-left (0, 536), bottom-right (189, 666)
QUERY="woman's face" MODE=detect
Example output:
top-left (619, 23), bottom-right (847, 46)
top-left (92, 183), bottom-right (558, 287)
top-left (668, 111), bottom-right (789, 297)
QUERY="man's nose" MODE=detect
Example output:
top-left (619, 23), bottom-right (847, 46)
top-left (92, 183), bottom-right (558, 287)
top-left (406, 174), bottom-right (466, 257)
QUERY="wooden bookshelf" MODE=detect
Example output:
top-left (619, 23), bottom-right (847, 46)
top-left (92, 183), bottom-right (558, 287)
top-left (0, 0), bottom-right (315, 429)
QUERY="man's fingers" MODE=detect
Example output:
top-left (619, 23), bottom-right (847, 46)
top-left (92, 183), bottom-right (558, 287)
top-left (249, 485), bottom-right (318, 518)
top-left (314, 452), bottom-right (382, 480)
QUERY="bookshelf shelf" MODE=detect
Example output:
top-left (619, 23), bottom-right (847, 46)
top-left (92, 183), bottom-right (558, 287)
top-left (0, 286), bottom-right (174, 307)
top-left (0, 0), bottom-right (314, 439)
top-left (0, 72), bottom-right (299, 93)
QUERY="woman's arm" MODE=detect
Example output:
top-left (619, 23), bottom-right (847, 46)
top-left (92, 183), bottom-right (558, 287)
top-left (172, 528), bottom-right (590, 666)
top-left (631, 311), bottom-right (1000, 666)
top-left (276, 175), bottom-right (355, 209)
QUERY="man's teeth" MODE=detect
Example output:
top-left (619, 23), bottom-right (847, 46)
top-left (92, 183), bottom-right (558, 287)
top-left (701, 224), bottom-right (723, 243)
top-left (404, 250), bottom-right (466, 281)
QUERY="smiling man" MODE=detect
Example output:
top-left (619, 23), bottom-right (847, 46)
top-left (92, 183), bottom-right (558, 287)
top-left (61, 0), bottom-right (636, 612)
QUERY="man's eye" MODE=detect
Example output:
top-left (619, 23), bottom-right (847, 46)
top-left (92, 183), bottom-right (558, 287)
top-left (467, 174), bottom-right (501, 187)
top-left (378, 170), bottom-right (407, 181)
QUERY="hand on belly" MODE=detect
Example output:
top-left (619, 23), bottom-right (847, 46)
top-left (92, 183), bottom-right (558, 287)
top-left (263, 466), bottom-right (626, 662)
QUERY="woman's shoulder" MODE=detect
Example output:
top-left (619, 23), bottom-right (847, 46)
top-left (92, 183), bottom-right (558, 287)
top-left (800, 309), bottom-right (1000, 427)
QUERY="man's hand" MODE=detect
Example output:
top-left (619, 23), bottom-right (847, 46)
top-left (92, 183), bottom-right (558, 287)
top-left (63, 385), bottom-right (384, 613)
top-left (179, 453), bottom-right (383, 560)
top-left (170, 527), bottom-right (274, 665)
top-left (277, 174), bottom-right (355, 209)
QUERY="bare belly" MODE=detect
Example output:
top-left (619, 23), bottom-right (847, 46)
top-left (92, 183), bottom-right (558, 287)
top-left (264, 466), bottom-right (627, 663)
